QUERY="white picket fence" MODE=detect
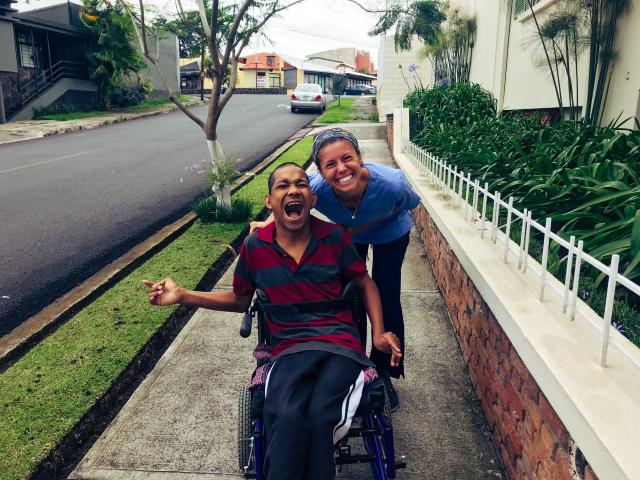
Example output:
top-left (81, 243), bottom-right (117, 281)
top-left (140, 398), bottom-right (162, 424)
top-left (404, 140), bottom-right (640, 369)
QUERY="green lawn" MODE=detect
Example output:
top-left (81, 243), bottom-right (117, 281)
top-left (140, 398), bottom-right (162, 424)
top-left (315, 98), bottom-right (355, 124)
top-left (0, 136), bottom-right (313, 480)
top-left (36, 96), bottom-right (195, 121)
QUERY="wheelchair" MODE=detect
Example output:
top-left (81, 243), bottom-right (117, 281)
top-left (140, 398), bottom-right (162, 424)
top-left (236, 283), bottom-right (406, 479)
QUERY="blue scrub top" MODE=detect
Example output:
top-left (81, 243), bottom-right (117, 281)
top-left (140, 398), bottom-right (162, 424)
top-left (309, 163), bottom-right (421, 245)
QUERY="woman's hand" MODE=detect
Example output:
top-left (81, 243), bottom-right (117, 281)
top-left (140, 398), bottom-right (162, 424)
top-left (373, 332), bottom-right (403, 367)
top-left (249, 221), bottom-right (267, 234)
top-left (143, 278), bottom-right (183, 306)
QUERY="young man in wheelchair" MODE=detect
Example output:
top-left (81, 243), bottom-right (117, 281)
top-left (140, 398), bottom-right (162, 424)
top-left (144, 162), bottom-right (401, 480)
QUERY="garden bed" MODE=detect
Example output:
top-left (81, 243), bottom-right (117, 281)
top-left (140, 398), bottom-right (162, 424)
top-left (405, 83), bottom-right (640, 346)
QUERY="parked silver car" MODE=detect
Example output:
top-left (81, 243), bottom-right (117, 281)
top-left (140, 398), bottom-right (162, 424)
top-left (290, 83), bottom-right (326, 113)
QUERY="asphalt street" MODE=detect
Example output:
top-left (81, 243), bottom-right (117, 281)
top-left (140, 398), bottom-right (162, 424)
top-left (0, 94), bottom-right (318, 336)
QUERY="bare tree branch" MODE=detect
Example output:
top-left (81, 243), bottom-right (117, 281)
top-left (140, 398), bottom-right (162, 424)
top-left (121, 0), bottom-right (205, 130)
top-left (174, 0), bottom-right (201, 33)
top-left (197, 0), bottom-right (212, 40)
top-left (221, 0), bottom-right (253, 70)
top-left (210, 0), bottom-right (221, 72)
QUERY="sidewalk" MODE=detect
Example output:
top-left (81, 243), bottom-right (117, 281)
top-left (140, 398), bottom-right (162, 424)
top-left (70, 124), bottom-right (503, 480)
top-left (0, 99), bottom-right (205, 146)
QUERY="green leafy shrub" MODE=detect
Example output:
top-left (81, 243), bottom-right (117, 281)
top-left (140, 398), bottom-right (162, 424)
top-left (408, 82), bottom-right (640, 344)
top-left (33, 104), bottom-right (76, 119)
top-left (193, 195), bottom-right (251, 223)
top-left (110, 85), bottom-right (148, 108)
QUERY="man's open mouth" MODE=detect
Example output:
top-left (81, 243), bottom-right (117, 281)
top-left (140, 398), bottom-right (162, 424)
top-left (284, 201), bottom-right (304, 219)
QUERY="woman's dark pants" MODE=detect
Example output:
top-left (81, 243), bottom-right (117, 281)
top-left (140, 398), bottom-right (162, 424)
top-left (355, 231), bottom-right (410, 378)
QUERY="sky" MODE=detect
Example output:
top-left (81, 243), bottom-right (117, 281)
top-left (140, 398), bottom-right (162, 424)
top-left (16, 0), bottom-right (385, 65)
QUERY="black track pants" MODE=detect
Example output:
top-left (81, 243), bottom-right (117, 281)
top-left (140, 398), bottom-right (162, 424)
top-left (263, 350), bottom-right (364, 480)
top-left (355, 231), bottom-right (410, 378)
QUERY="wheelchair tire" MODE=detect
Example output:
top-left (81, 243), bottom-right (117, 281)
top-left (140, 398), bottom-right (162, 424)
top-left (237, 385), bottom-right (253, 473)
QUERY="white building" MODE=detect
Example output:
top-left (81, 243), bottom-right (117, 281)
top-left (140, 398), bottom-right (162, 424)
top-left (377, 0), bottom-right (640, 126)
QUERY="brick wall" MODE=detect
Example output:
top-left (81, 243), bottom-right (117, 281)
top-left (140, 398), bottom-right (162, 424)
top-left (412, 203), bottom-right (598, 480)
top-left (386, 113), bottom-right (394, 152)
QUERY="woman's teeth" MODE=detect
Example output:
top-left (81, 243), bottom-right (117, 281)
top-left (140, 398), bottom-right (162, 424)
top-left (338, 174), bottom-right (353, 185)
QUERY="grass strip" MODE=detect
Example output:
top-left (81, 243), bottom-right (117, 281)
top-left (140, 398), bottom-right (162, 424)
top-left (315, 98), bottom-right (355, 124)
top-left (0, 136), bottom-right (313, 480)
top-left (37, 96), bottom-right (194, 121)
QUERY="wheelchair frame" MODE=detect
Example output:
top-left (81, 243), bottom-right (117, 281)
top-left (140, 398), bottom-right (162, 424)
top-left (236, 287), bottom-right (406, 479)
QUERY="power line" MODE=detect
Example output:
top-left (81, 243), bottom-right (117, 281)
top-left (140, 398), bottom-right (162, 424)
top-left (267, 22), bottom-right (379, 48)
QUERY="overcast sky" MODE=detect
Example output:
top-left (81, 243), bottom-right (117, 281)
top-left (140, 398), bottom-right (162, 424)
top-left (16, 0), bottom-right (384, 64)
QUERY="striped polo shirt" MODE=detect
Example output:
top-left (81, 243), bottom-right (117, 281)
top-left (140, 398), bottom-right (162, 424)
top-left (233, 216), bottom-right (372, 367)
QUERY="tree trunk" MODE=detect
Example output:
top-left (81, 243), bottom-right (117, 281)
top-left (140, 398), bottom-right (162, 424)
top-left (207, 137), bottom-right (232, 206)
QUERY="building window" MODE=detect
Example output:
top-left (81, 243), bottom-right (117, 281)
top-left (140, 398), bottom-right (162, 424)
top-left (16, 30), bottom-right (44, 69)
top-left (266, 56), bottom-right (275, 68)
top-left (513, 0), bottom-right (541, 18)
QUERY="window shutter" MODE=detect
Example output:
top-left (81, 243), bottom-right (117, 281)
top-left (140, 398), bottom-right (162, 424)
top-left (513, 0), bottom-right (527, 17)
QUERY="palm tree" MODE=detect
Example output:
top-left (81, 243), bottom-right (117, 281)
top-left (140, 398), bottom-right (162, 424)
top-left (363, 0), bottom-right (447, 52)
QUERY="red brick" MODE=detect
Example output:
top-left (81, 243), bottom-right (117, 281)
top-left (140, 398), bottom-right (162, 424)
top-left (552, 449), bottom-right (574, 479)
top-left (584, 464), bottom-right (599, 480)
top-left (499, 446), bottom-right (517, 479)
top-left (521, 448), bottom-right (538, 477)
top-left (521, 395), bottom-right (544, 445)
top-left (520, 372), bottom-right (541, 404)
top-left (536, 422), bottom-right (559, 460)
top-left (503, 378), bottom-right (525, 421)
top-left (538, 393), bottom-right (570, 449)
top-left (509, 365), bottom-right (524, 393)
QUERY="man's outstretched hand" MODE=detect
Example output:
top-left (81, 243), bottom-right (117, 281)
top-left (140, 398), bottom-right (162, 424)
top-left (143, 278), bottom-right (183, 306)
top-left (373, 332), bottom-right (403, 367)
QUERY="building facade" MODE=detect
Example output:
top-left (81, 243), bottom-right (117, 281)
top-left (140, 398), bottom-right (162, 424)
top-left (0, 0), bottom-right (179, 123)
top-left (377, 0), bottom-right (640, 126)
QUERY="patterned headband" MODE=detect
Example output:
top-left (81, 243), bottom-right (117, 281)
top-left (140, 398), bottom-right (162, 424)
top-left (311, 128), bottom-right (360, 167)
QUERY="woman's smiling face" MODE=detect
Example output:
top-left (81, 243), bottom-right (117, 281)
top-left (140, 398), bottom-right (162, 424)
top-left (317, 139), bottom-right (365, 198)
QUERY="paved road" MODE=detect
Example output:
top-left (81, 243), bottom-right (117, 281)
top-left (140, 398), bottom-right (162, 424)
top-left (0, 95), bottom-right (317, 336)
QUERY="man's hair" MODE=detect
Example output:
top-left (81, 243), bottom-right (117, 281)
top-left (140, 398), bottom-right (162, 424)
top-left (267, 162), bottom-right (309, 193)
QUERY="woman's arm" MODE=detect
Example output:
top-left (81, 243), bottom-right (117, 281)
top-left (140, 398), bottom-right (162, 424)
top-left (354, 274), bottom-right (402, 367)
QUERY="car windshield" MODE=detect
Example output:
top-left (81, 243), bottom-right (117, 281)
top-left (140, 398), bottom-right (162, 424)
top-left (296, 85), bottom-right (320, 93)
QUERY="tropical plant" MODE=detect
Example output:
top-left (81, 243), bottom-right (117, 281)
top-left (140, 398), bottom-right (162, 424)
top-left (352, 0), bottom-right (446, 52)
top-left (422, 7), bottom-right (476, 85)
top-left (580, 0), bottom-right (632, 125)
top-left (193, 195), bottom-right (252, 223)
top-left (81, 0), bottom-right (147, 108)
top-left (407, 82), bottom-right (640, 343)
top-left (521, 0), bottom-right (632, 124)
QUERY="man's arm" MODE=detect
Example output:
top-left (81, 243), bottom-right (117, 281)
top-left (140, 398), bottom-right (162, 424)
top-left (143, 278), bottom-right (252, 313)
top-left (354, 274), bottom-right (402, 367)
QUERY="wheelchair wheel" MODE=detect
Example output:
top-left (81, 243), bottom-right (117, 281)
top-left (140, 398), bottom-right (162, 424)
top-left (237, 385), bottom-right (253, 472)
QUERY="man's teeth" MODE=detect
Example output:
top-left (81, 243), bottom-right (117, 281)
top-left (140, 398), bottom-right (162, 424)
top-left (338, 175), bottom-right (353, 185)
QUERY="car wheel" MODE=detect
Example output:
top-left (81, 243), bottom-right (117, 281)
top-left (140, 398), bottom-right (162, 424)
top-left (291, 107), bottom-right (296, 113)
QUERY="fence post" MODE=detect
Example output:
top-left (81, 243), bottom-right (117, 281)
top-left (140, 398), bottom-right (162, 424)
top-left (600, 255), bottom-right (619, 367)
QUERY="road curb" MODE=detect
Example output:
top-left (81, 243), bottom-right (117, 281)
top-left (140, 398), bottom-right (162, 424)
top-left (0, 134), bottom-right (302, 367)
top-left (0, 100), bottom-right (208, 147)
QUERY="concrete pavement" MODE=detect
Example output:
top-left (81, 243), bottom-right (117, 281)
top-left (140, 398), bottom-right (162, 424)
top-left (70, 123), bottom-right (504, 480)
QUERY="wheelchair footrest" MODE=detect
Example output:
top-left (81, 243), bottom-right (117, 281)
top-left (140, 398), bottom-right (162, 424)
top-left (395, 455), bottom-right (408, 469)
top-left (335, 454), bottom-right (377, 465)
top-left (343, 426), bottom-right (377, 437)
